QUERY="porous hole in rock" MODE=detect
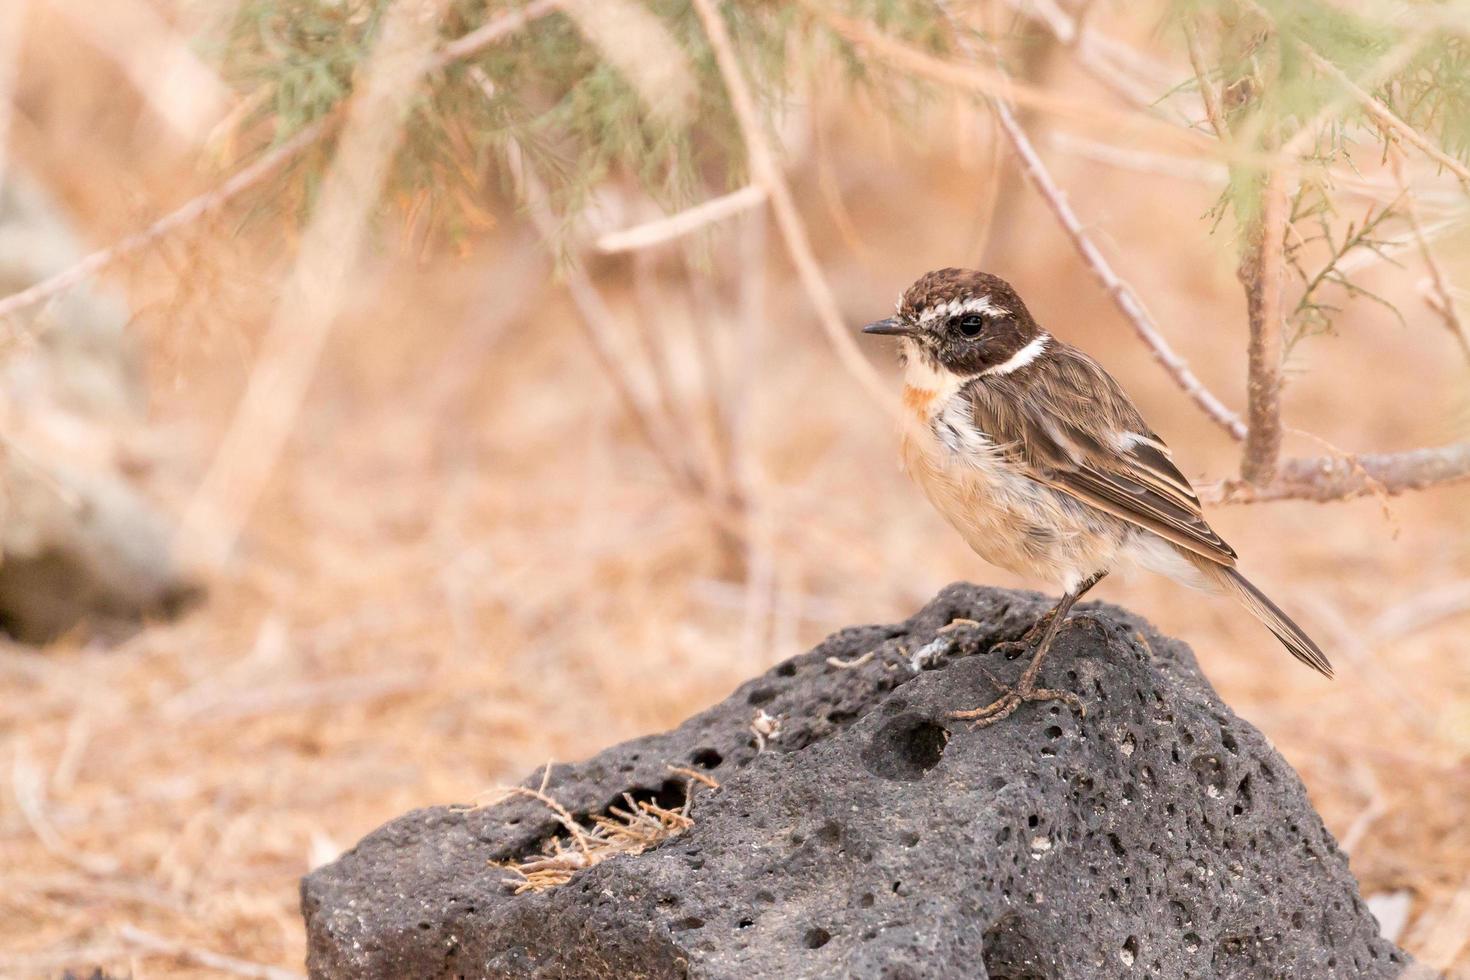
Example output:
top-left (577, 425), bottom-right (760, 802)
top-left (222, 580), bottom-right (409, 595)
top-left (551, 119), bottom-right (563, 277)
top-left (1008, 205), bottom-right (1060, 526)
top-left (672, 916), bottom-right (705, 932)
top-left (861, 713), bottom-right (949, 781)
top-left (689, 747), bottom-right (723, 770)
top-left (802, 927), bottom-right (832, 949)
top-left (981, 913), bottom-right (1046, 980)
top-left (815, 821), bottom-right (842, 846)
top-left (1191, 753), bottom-right (1228, 797)
top-left (747, 686), bottom-right (777, 706)
top-left (775, 662), bottom-right (797, 677)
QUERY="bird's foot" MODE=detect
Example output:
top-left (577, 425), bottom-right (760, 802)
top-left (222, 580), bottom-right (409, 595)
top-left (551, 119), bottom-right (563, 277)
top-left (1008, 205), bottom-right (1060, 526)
top-left (948, 683), bottom-right (1084, 729)
top-left (948, 663), bottom-right (1084, 730)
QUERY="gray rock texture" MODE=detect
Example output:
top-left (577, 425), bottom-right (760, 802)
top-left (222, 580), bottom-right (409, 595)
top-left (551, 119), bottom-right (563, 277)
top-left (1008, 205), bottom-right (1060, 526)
top-left (301, 584), bottom-right (1412, 979)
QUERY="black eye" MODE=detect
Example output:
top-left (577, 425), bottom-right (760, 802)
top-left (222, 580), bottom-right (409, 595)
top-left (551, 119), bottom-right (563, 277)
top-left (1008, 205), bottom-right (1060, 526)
top-left (955, 313), bottom-right (984, 337)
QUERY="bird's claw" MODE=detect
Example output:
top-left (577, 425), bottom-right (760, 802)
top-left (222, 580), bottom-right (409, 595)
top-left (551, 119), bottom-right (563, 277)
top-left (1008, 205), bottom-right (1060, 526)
top-left (948, 683), bottom-right (1085, 729)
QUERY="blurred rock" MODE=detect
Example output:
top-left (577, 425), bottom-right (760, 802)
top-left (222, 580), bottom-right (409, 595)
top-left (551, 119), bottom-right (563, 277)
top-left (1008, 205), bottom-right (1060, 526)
top-left (0, 169), bottom-right (196, 643)
top-left (301, 584), bottom-right (1413, 979)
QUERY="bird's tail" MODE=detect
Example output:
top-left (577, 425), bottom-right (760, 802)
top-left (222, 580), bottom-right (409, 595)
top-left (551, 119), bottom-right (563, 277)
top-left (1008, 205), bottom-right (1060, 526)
top-left (1194, 562), bottom-right (1334, 677)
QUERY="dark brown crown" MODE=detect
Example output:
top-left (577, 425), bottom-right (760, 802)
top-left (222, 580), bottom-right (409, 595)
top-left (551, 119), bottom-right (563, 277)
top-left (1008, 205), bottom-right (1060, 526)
top-left (898, 269), bottom-right (1031, 323)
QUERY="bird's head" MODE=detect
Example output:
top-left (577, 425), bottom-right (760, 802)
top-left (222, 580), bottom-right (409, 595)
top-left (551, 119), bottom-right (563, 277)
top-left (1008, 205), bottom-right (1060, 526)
top-left (862, 268), bottom-right (1048, 377)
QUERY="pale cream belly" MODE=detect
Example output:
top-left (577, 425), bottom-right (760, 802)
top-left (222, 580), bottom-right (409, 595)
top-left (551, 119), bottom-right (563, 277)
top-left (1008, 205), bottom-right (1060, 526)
top-left (900, 424), bottom-right (1123, 593)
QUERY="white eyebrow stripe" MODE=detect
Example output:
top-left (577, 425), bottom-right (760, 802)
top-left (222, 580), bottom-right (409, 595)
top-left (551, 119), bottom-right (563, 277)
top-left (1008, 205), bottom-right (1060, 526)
top-left (982, 332), bottom-right (1049, 376)
top-left (917, 295), bottom-right (1009, 325)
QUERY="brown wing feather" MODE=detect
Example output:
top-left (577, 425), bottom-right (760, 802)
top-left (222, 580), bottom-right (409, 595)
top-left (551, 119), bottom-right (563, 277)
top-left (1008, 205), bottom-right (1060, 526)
top-left (967, 344), bottom-right (1237, 567)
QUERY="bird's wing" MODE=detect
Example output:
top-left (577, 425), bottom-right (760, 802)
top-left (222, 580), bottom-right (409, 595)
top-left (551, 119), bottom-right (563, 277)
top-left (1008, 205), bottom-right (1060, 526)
top-left (967, 345), bottom-right (1238, 566)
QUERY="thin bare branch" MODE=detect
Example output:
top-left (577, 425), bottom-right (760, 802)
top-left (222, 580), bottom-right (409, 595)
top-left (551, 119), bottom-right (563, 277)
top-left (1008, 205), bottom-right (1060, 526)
top-left (1206, 442), bottom-right (1470, 503)
top-left (1239, 165), bottom-right (1289, 484)
top-left (595, 185), bottom-right (767, 253)
top-left (691, 0), bottom-right (895, 411)
top-left (0, 1), bottom-right (560, 323)
top-left (1391, 151), bottom-right (1470, 365)
top-left (1183, 20), bottom-right (1227, 139)
top-left (934, 2), bottom-right (1247, 440)
top-left (992, 102), bottom-right (1248, 440)
top-left (0, 118), bottom-right (329, 322)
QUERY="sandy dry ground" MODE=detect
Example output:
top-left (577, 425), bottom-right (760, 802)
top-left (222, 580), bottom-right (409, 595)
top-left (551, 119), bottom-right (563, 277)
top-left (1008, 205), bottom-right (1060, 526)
top-left (1, 7), bottom-right (1468, 978)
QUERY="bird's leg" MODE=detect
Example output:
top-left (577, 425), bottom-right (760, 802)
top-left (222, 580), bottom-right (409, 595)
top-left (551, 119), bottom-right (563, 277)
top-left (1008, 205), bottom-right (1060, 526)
top-left (950, 571), bottom-right (1107, 728)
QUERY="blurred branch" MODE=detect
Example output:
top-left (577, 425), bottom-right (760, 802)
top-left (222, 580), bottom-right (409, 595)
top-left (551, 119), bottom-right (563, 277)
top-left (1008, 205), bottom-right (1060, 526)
top-left (1391, 150), bottom-right (1470, 365)
top-left (1337, 207), bottom-right (1470, 275)
top-left (1235, 0), bottom-right (1468, 184)
top-left (0, 0), bottom-right (560, 324)
top-left (1183, 20), bottom-right (1227, 139)
top-left (179, 0), bottom-right (450, 570)
top-left (0, 118), bottom-right (330, 322)
top-left (595, 185), bottom-right (766, 253)
top-left (1050, 132), bottom-right (1464, 209)
top-left (934, 2), bottom-right (1248, 441)
top-left (1003, 0), bottom-right (1181, 115)
top-left (556, 0), bottom-right (695, 127)
top-left (433, 0), bottom-right (558, 64)
top-left (692, 0), bottom-right (895, 411)
top-left (117, 925), bottom-right (302, 980)
top-left (0, 0), bottom-right (25, 196)
top-left (809, 4), bottom-right (1204, 150)
top-left (47, 0), bottom-right (231, 143)
top-left (501, 136), bottom-right (706, 496)
top-left (1297, 40), bottom-right (1470, 186)
top-left (1207, 442), bottom-right (1470, 503)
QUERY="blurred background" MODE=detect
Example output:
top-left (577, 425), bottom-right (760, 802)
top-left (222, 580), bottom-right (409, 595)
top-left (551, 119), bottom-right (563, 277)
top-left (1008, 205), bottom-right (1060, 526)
top-left (0, 0), bottom-right (1466, 975)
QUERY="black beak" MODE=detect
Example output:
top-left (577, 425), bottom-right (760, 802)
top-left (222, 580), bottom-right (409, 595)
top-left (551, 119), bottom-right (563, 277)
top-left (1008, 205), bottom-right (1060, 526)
top-left (862, 317), bottom-right (915, 337)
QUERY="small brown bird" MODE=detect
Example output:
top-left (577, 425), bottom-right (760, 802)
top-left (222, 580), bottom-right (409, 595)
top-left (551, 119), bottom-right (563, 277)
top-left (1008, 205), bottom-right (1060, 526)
top-left (863, 268), bottom-right (1331, 727)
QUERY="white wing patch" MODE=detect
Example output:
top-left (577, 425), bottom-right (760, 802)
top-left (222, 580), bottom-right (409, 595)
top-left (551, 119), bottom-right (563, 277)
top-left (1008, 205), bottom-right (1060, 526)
top-left (1114, 430), bottom-right (1169, 453)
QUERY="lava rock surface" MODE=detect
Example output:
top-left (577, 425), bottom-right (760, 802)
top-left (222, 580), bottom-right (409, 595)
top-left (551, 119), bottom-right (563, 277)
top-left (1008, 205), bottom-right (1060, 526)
top-left (301, 584), bottom-right (1411, 979)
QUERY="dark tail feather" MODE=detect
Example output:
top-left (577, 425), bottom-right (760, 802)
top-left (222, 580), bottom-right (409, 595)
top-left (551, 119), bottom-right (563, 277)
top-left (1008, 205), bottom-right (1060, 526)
top-left (1217, 567), bottom-right (1334, 678)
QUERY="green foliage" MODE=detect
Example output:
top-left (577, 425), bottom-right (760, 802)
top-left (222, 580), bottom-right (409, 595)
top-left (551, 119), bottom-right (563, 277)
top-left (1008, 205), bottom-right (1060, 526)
top-left (213, 0), bottom-right (1469, 343)
top-left (215, 0), bottom-right (959, 244)
top-left (1177, 0), bottom-right (1470, 342)
top-left (1285, 185), bottom-right (1406, 350)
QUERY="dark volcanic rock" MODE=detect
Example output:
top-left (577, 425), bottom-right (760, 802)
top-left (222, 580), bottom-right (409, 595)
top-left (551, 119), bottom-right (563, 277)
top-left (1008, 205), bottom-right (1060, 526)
top-left (301, 584), bottom-right (1411, 979)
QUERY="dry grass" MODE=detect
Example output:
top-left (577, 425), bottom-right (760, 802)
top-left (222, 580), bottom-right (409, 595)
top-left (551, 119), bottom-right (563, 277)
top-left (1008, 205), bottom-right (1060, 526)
top-left (1, 6), bottom-right (1468, 979)
top-left (487, 767), bottom-right (715, 895)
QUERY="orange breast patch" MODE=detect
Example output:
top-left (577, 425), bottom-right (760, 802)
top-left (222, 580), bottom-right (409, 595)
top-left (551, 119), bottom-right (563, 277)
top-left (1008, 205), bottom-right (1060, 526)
top-left (903, 385), bottom-right (937, 419)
